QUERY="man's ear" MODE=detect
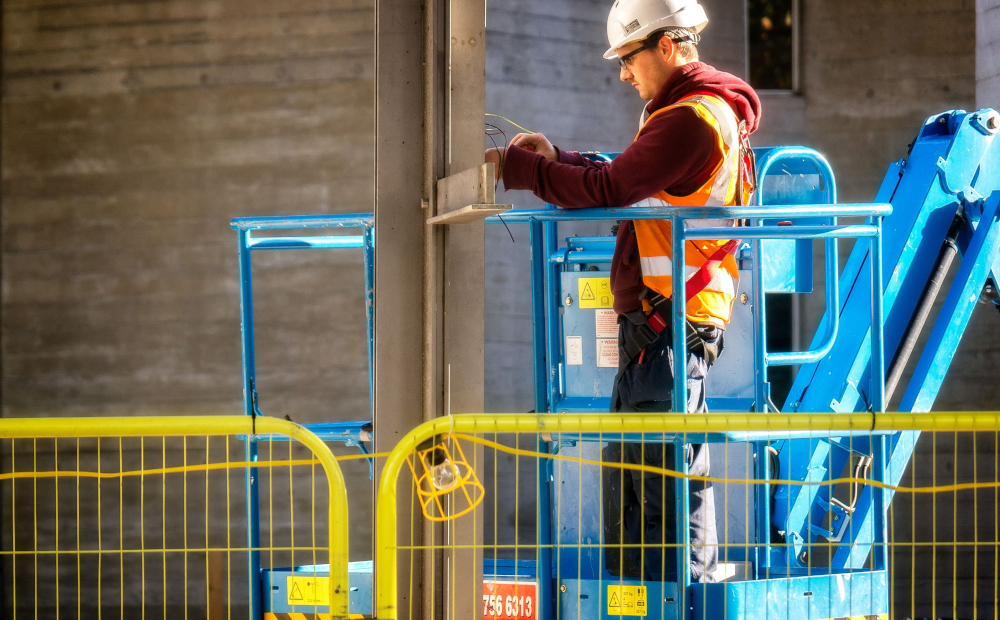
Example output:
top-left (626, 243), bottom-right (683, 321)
top-left (658, 37), bottom-right (676, 63)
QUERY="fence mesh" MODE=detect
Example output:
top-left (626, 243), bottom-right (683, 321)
top-left (379, 415), bottom-right (1000, 620)
top-left (4, 415), bottom-right (999, 620)
top-left (0, 418), bottom-right (350, 620)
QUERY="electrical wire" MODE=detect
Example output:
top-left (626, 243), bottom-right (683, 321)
top-left (484, 112), bottom-right (542, 244)
top-left (485, 113), bottom-right (536, 135)
top-left (448, 432), bottom-right (1000, 495)
top-left (484, 122), bottom-right (507, 192)
top-left (1, 438), bottom-right (997, 495)
top-left (0, 453), bottom-right (391, 481)
top-left (485, 122), bottom-right (515, 243)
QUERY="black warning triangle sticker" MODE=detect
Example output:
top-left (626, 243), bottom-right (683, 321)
top-left (581, 283), bottom-right (596, 301)
top-left (609, 592), bottom-right (620, 608)
top-left (289, 582), bottom-right (304, 601)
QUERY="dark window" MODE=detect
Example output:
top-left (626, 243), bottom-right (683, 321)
top-left (748, 0), bottom-right (794, 90)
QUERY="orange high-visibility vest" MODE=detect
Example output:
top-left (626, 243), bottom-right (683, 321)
top-left (632, 92), bottom-right (753, 327)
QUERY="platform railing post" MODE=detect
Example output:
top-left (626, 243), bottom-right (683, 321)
top-left (673, 439), bottom-right (691, 619)
top-left (529, 218), bottom-right (554, 620)
top-left (529, 219), bottom-right (548, 416)
top-left (750, 221), bottom-right (768, 413)
top-left (754, 439), bottom-right (772, 578)
top-left (237, 229), bottom-right (263, 619)
top-left (668, 215), bottom-right (690, 618)
top-left (670, 215), bottom-right (688, 414)
top-left (540, 210), bottom-right (560, 620)
top-left (542, 211), bottom-right (560, 620)
top-left (543, 210), bottom-right (561, 411)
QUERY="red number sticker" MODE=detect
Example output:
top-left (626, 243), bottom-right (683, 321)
top-left (482, 581), bottom-right (537, 620)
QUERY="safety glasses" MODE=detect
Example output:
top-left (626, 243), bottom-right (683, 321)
top-left (616, 34), bottom-right (664, 69)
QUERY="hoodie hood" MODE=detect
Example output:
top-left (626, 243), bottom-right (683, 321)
top-left (648, 62), bottom-right (761, 133)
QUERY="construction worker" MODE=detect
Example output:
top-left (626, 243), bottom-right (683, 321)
top-left (486, 0), bottom-right (761, 583)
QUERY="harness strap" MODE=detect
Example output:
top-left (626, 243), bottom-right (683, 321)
top-left (684, 238), bottom-right (741, 300)
top-left (615, 293), bottom-right (720, 373)
top-left (618, 310), bottom-right (661, 365)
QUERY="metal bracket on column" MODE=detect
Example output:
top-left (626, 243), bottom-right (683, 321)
top-left (428, 162), bottom-right (512, 224)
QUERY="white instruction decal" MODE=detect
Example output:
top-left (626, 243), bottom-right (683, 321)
top-left (595, 309), bottom-right (618, 338)
top-left (566, 336), bottom-right (583, 365)
top-left (597, 339), bottom-right (619, 368)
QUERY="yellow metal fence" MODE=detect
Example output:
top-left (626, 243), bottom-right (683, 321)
top-left (375, 412), bottom-right (1000, 620)
top-left (0, 416), bottom-right (350, 619)
top-left (3, 412), bottom-right (999, 620)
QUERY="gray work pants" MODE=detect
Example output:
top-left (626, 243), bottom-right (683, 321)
top-left (603, 316), bottom-right (720, 583)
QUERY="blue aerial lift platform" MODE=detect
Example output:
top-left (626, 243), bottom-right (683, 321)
top-left (228, 213), bottom-right (376, 619)
top-left (229, 106), bottom-right (1000, 620)
top-left (482, 107), bottom-right (1000, 620)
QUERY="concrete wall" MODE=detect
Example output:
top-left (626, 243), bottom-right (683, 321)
top-left (801, 0), bottom-right (976, 204)
top-left (2, 0), bottom-right (374, 421)
top-left (979, 0), bottom-right (1000, 108)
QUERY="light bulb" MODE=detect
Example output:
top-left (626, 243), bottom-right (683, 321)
top-left (430, 458), bottom-right (463, 491)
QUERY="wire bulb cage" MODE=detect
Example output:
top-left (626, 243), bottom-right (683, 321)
top-left (407, 436), bottom-right (484, 521)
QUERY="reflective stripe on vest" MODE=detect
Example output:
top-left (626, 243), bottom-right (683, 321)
top-left (632, 93), bottom-right (744, 327)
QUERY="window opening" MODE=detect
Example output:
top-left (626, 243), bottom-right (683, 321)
top-left (747, 0), bottom-right (796, 91)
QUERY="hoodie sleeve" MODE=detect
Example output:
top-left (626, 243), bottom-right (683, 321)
top-left (555, 149), bottom-right (607, 169)
top-left (502, 106), bottom-right (721, 208)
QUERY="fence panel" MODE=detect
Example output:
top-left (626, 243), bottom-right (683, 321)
top-left (375, 412), bottom-right (1000, 620)
top-left (0, 415), bottom-right (349, 620)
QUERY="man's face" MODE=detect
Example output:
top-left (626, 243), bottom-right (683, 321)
top-left (617, 37), bottom-right (675, 101)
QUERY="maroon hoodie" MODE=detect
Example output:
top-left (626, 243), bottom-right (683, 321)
top-left (502, 62), bottom-right (761, 315)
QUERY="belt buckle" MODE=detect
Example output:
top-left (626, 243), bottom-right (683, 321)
top-left (636, 322), bottom-right (658, 346)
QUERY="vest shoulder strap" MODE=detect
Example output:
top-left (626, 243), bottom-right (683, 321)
top-left (639, 91), bottom-right (740, 135)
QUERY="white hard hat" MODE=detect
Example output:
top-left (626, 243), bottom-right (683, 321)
top-left (604, 0), bottom-right (709, 60)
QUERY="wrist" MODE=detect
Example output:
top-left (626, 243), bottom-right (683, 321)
top-left (502, 145), bottom-right (539, 190)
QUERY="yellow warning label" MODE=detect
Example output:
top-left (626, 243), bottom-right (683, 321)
top-left (286, 575), bottom-right (330, 606)
top-left (579, 277), bottom-right (614, 309)
top-left (607, 585), bottom-right (646, 616)
top-left (264, 614), bottom-right (364, 620)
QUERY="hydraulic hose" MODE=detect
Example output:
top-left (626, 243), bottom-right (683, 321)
top-left (885, 211), bottom-right (966, 401)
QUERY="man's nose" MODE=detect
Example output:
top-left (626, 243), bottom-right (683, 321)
top-left (619, 64), bottom-right (632, 82)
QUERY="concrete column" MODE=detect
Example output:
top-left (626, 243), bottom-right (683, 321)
top-left (375, 1), bottom-right (486, 619)
top-left (443, 0), bottom-right (486, 415)
top-left (979, 0), bottom-right (1000, 109)
top-left (442, 1), bottom-right (486, 619)
top-left (374, 1), bottom-right (426, 619)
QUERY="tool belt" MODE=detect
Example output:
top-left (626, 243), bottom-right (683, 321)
top-left (617, 289), bottom-right (721, 370)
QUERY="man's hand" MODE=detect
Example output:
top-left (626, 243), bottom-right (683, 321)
top-left (510, 133), bottom-right (558, 162)
top-left (485, 147), bottom-right (506, 181)
top-left (484, 132), bottom-right (557, 181)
